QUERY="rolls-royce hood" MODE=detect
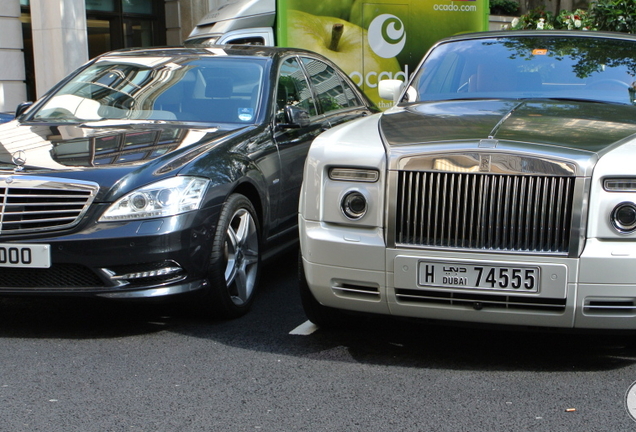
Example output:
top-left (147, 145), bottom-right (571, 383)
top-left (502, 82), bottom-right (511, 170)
top-left (0, 120), bottom-right (247, 187)
top-left (380, 99), bottom-right (636, 153)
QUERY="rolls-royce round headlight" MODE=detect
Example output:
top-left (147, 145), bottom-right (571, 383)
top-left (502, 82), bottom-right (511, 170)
top-left (341, 191), bottom-right (367, 220)
top-left (611, 202), bottom-right (636, 233)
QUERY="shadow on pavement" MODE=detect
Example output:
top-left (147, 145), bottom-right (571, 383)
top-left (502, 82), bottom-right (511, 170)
top-left (0, 247), bottom-right (635, 372)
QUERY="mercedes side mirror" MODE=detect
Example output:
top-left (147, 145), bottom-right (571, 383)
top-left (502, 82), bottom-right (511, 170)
top-left (277, 105), bottom-right (310, 129)
top-left (15, 101), bottom-right (34, 118)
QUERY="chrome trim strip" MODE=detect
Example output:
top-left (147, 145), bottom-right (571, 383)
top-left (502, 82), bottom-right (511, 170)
top-left (389, 141), bottom-right (597, 176)
top-left (96, 280), bottom-right (205, 298)
top-left (569, 177), bottom-right (589, 257)
top-left (386, 170), bottom-right (398, 248)
top-left (398, 152), bottom-right (578, 176)
top-left (333, 286), bottom-right (380, 297)
top-left (585, 305), bottom-right (636, 311)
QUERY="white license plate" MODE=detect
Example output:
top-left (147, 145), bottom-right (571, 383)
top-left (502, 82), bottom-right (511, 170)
top-left (0, 243), bottom-right (51, 268)
top-left (418, 261), bottom-right (539, 292)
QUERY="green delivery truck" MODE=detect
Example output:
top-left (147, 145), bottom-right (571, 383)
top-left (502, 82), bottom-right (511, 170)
top-left (186, 0), bottom-right (489, 109)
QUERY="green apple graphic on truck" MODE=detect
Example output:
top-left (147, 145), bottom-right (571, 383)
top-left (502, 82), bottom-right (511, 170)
top-left (349, 0), bottom-right (489, 74)
top-left (283, 9), bottom-right (402, 108)
top-left (278, 0), bottom-right (487, 109)
top-left (286, 0), bottom-right (355, 20)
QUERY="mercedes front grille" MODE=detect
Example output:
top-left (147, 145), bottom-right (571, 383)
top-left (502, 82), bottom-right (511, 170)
top-left (0, 176), bottom-right (99, 234)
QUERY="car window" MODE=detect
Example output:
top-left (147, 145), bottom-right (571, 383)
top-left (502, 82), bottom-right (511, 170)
top-left (410, 36), bottom-right (636, 106)
top-left (275, 57), bottom-right (317, 122)
top-left (339, 79), bottom-right (363, 108)
top-left (301, 57), bottom-right (360, 113)
top-left (31, 57), bottom-right (265, 124)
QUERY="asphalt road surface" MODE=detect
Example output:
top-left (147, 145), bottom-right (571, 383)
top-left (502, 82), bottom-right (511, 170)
top-left (1, 248), bottom-right (636, 431)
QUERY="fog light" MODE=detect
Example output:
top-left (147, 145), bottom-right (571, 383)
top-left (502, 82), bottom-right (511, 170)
top-left (341, 191), bottom-right (367, 220)
top-left (611, 202), bottom-right (636, 233)
top-left (102, 262), bottom-right (184, 286)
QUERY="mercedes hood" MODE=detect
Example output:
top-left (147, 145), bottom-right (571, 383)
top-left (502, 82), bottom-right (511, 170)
top-left (0, 120), bottom-right (250, 192)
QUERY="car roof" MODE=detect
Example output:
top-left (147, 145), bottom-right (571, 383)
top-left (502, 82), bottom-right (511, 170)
top-left (437, 30), bottom-right (636, 44)
top-left (97, 45), bottom-right (329, 62)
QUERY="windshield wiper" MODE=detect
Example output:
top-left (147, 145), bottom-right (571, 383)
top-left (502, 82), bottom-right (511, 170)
top-left (79, 119), bottom-right (172, 127)
top-left (545, 96), bottom-right (625, 105)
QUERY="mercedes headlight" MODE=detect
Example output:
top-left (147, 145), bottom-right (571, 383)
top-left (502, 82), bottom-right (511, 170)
top-left (99, 177), bottom-right (209, 221)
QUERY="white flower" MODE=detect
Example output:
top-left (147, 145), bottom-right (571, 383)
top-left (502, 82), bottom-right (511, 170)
top-left (512, 17), bottom-right (519, 27)
top-left (575, 19), bottom-right (582, 27)
top-left (537, 20), bottom-right (545, 29)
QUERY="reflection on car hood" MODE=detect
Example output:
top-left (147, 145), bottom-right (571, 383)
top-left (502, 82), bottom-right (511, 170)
top-left (380, 99), bottom-right (636, 153)
top-left (0, 120), bottom-right (244, 177)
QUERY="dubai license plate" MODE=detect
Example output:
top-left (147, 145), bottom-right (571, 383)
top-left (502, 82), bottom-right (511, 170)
top-left (418, 261), bottom-right (539, 292)
top-left (0, 243), bottom-right (51, 268)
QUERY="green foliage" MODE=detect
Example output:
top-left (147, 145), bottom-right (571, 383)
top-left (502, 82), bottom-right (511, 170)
top-left (509, 7), bottom-right (595, 30)
top-left (555, 9), bottom-right (595, 30)
top-left (489, 0), bottom-right (520, 16)
top-left (591, 0), bottom-right (636, 33)
top-left (508, 0), bottom-right (636, 33)
top-left (509, 7), bottom-right (555, 29)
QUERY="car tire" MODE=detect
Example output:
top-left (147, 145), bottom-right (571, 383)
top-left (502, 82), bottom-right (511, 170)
top-left (205, 193), bottom-right (260, 319)
top-left (298, 251), bottom-right (345, 328)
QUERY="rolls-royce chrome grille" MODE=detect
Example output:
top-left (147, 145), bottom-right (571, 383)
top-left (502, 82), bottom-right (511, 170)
top-left (395, 171), bottom-right (575, 253)
top-left (0, 177), bottom-right (98, 235)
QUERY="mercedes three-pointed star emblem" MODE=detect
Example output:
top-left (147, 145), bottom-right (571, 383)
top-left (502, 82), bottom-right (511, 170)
top-left (11, 150), bottom-right (26, 172)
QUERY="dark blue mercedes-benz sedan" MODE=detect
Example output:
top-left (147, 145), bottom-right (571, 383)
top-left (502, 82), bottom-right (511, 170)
top-left (0, 45), bottom-right (377, 318)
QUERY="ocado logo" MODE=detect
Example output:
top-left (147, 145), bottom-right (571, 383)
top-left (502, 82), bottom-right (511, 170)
top-left (367, 14), bottom-right (406, 59)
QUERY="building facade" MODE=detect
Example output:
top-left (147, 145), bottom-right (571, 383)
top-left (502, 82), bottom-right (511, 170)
top-left (0, 0), bottom-right (225, 112)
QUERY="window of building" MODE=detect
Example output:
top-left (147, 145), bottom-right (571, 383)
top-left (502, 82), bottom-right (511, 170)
top-left (86, 0), bottom-right (166, 58)
top-left (19, 0), bottom-right (166, 101)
